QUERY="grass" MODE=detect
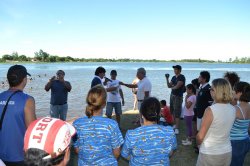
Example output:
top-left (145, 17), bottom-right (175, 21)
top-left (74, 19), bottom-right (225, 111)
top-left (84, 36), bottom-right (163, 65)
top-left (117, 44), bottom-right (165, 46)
top-left (68, 110), bottom-right (250, 166)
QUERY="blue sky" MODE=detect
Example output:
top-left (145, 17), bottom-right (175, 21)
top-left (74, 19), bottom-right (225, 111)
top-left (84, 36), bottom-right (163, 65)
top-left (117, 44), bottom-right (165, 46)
top-left (0, 0), bottom-right (249, 60)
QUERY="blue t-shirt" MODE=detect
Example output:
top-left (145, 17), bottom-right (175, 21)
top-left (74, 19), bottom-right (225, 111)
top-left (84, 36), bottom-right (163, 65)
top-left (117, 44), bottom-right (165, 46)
top-left (121, 125), bottom-right (177, 166)
top-left (171, 74), bottom-right (185, 96)
top-left (91, 76), bottom-right (102, 88)
top-left (73, 116), bottom-right (124, 166)
top-left (0, 90), bottom-right (30, 162)
top-left (50, 80), bottom-right (69, 105)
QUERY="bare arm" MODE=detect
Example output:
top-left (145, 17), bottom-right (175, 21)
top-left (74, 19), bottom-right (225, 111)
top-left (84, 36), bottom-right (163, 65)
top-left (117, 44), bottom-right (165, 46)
top-left (120, 82), bottom-right (138, 88)
top-left (171, 81), bottom-right (184, 90)
top-left (144, 91), bottom-right (150, 99)
top-left (45, 76), bottom-right (56, 91)
top-left (119, 89), bottom-right (125, 106)
top-left (166, 77), bottom-right (173, 88)
top-left (24, 97), bottom-right (36, 128)
top-left (196, 107), bottom-right (213, 145)
top-left (106, 86), bottom-right (117, 92)
top-left (63, 81), bottom-right (72, 92)
top-left (113, 147), bottom-right (121, 159)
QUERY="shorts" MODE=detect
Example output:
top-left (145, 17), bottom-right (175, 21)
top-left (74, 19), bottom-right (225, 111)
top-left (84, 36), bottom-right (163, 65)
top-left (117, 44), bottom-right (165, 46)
top-left (106, 102), bottom-right (122, 117)
top-left (170, 94), bottom-right (183, 118)
top-left (196, 152), bottom-right (231, 166)
top-left (197, 118), bottom-right (202, 131)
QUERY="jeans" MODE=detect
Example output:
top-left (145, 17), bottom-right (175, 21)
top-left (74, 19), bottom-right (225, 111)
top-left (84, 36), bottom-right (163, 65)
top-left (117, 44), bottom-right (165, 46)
top-left (106, 102), bottom-right (122, 117)
top-left (230, 138), bottom-right (250, 166)
top-left (50, 103), bottom-right (68, 121)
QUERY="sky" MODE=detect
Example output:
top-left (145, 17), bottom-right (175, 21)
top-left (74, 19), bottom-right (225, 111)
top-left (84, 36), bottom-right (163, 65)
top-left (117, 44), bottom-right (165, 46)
top-left (0, 0), bottom-right (250, 61)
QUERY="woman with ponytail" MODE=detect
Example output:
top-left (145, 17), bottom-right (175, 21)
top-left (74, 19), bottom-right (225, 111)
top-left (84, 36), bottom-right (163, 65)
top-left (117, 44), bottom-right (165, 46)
top-left (121, 97), bottom-right (177, 166)
top-left (230, 81), bottom-right (250, 166)
top-left (73, 85), bottom-right (124, 166)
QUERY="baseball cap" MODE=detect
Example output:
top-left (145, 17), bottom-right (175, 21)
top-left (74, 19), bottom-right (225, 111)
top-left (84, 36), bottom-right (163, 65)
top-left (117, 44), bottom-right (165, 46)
top-left (24, 117), bottom-right (76, 159)
top-left (172, 65), bottom-right (182, 70)
top-left (7, 65), bottom-right (31, 85)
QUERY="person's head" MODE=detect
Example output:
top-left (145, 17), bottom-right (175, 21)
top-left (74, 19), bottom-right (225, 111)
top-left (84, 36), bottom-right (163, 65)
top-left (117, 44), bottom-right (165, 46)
top-left (7, 65), bottom-right (31, 88)
top-left (110, 70), bottom-right (117, 80)
top-left (56, 70), bottom-right (65, 80)
top-left (136, 67), bottom-right (146, 80)
top-left (191, 78), bottom-right (200, 89)
top-left (140, 97), bottom-right (161, 124)
top-left (186, 84), bottom-right (196, 95)
top-left (86, 85), bottom-right (107, 118)
top-left (198, 71), bottom-right (210, 84)
top-left (210, 78), bottom-right (233, 103)
top-left (24, 117), bottom-right (76, 166)
top-left (95, 66), bottom-right (106, 78)
top-left (223, 72), bottom-right (240, 88)
top-left (172, 65), bottom-right (182, 75)
top-left (160, 100), bottom-right (166, 108)
top-left (233, 81), bottom-right (250, 102)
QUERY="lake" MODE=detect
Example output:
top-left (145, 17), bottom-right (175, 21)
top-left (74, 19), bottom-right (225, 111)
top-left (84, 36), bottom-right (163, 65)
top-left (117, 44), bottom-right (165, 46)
top-left (1, 62), bottom-right (250, 119)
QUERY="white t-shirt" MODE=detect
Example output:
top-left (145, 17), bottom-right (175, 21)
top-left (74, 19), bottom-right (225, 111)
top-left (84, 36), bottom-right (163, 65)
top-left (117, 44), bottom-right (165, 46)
top-left (107, 79), bottom-right (122, 102)
top-left (136, 77), bottom-right (152, 100)
top-left (200, 103), bottom-right (236, 155)
top-left (0, 159), bottom-right (6, 166)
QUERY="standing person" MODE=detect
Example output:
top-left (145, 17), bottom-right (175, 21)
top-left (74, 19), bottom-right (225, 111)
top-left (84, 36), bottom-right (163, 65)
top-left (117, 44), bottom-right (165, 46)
top-left (23, 117), bottom-right (76, 166)
top-left (106, 70), bottom-right (125, 128)
top-left (196, 78), bottom-right (236, 166)
top-left (165, 65), bottom-right (186, 134)
top-left (159, 100), bottom-right (173, 126)
top-left (121, 97), bottom-right (177, 166)
top-left (120, 68), bottom-right (152, 125)
top-left (0, 65), bottom-right (36, 166)
top-left (182, 84), bottom-right (196, 146)
top-left (195, 71), bottom-right (213, 132)
top-left (73, 85), bottom-right (124, 166)
top-left (132, 78), bottom-right (139, 110)
top-left (45, 70), bottom-right (71, 121)
top-left (230, 82), bottom-right (250, 166)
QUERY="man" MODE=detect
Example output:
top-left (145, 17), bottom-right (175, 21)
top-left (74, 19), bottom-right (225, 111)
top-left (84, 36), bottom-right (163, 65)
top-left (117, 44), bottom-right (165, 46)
top-left (120, 68), bottom-right (152, 124)
top-left (195, 71), bottom-right (213, 131)
top-left (24, 117), bottom-right (76, 166)
top-left (0, 65), bottom-right (36, 166)
top-left (166, 65), bottom-right (186, 134)
top-left (45, 70), bottom-right (71, 121)
top-left (106, 70), bottom-right (125, 127)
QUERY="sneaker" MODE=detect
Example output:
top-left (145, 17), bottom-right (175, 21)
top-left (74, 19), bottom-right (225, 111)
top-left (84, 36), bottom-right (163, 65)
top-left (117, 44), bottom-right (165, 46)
top-left (173, 125), bottom-right (176, 129)
top-left (174, 128), bottom-right (179, 135)
top-left (182, 140), bottom-right (192, 145)
top-left (182, 138), bottom-right (189, 143)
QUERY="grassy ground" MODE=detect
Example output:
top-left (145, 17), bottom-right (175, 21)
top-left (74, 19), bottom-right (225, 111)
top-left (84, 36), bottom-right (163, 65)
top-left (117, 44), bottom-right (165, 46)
top-left (68, 110), bottom-right (250, 166)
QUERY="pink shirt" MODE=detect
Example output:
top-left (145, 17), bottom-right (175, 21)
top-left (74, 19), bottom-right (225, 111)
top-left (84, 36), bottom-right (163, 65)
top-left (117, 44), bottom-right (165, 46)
top-left (184, 95), bottom-right (196, 116)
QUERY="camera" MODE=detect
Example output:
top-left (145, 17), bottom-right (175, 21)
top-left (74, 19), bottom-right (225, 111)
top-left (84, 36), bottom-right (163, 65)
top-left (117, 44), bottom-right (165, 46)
top-left (165, 73), bottom-right (170, 78)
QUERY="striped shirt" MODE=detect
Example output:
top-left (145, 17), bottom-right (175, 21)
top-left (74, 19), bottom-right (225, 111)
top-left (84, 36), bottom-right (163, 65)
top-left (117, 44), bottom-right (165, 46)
top-left (73, 116), bottom-right (124, 166)
top-left (230, 105), bottom-right (250, 140)
top-left (121, 124), bottom-right (177, 166)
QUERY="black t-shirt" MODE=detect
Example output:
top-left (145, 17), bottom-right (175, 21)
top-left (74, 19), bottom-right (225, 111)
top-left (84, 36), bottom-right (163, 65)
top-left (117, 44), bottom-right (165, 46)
top-left (171, 74), bottom-right (186, 97)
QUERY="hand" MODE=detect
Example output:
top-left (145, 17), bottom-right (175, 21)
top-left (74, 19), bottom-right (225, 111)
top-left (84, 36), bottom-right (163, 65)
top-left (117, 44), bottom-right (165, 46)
top-left (50, 76), bottom-right (56, 82)
top-left (122, 100), bottom-right (125, 106)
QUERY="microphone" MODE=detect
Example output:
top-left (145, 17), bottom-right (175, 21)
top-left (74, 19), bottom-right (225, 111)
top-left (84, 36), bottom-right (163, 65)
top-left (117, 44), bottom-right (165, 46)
top-left (104, 77), bottom-right (112, 82)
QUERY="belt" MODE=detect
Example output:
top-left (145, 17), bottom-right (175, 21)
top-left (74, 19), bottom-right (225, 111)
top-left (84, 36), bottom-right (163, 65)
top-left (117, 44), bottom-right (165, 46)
top-left (138, 100), bottom-right (143, 102)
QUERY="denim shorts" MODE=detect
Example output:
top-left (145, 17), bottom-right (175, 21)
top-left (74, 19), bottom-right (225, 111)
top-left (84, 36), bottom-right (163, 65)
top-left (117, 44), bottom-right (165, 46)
top-left (106, 102), bottom-right (122, 117)
top-left (170, 94), bottom-right (183, 118)
top-left (231, 138), bottom-right (250, 166)
top-left (50, 103), bottom-right (68, 121)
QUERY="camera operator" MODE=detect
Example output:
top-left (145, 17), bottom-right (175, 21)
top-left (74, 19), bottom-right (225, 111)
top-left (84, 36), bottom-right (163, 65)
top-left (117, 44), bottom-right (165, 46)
top-left (165, 65), bottom-right (186, 134)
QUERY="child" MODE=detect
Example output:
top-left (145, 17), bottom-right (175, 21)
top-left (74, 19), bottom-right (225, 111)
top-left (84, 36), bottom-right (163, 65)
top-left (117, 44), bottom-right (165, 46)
top-left (182, 84), bottom-right (196, 145)
top-left (159, 100), bottom-right (174, 126)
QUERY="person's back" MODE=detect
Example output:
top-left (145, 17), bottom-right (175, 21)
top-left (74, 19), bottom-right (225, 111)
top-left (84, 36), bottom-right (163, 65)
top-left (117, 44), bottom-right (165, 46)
top-left (73, 116), bottom-right (123, 165)
top-left (122, 125), bottom-right (176, 165)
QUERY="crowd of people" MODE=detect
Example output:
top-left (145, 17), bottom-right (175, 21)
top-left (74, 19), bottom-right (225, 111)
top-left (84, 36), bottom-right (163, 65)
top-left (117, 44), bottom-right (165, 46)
top-left (0, 64), bottom-right (249, 166)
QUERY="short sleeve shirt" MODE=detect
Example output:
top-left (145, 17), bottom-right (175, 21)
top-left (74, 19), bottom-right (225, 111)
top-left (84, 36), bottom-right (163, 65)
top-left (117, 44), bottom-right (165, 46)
top-left (91, 76), bottom-right (102, 88)
top-left (121, 125), bottom-right (177, 166)
top-left (170, 74), bottom-right (185, 96)
top-left (107, 80), bottom-right (122, 102)
top-left (184, 95), bottom-right (196, 116)
top-left (136, 77), bottom-right (152, 100)
top-left (73, 116), bottom-right (124, 166)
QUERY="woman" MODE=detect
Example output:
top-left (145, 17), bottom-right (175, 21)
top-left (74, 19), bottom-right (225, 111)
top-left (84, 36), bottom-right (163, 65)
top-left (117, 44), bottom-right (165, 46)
top-left (121, 97), bottom-right (177, 166)
top-left (230, 81), bottom-right (250, 166)
top-left (196, 78), bottom-right (236, 166)
top-left (73, 85), bottom-right (124, 166)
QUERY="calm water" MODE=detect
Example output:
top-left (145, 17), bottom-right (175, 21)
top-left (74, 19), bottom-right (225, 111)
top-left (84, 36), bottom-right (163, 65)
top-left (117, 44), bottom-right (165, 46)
top-left (1, 62), bottom-right (250, 119)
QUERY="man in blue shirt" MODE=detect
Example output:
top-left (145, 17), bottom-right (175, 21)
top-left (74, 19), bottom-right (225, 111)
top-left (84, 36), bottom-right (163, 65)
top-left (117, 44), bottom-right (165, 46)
top-left (45, 70), bottom-right (71, 121)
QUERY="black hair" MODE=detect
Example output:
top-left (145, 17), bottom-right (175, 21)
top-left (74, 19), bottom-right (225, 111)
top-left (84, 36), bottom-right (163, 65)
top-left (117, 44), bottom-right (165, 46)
top-left (24, 148), bottom-right (65, 166)
top-left (234, 81), bottom-right (250, 102)
top-left (191, 78), bottom-right (200, 89)
top-left (186, 84), bottom-right (196, 94)
top-left (200, 71), bottom-right (210, 82)
top-left (224, 71), bottom-right (240, 88)
top-left (95, 67), bottom-right (106, 76)
top-left (160, 100), bottom-right (166, 106)
top-left (110, 70), bottom-right (117, 75)
top-left (140, 97), bottom-right (161, 124)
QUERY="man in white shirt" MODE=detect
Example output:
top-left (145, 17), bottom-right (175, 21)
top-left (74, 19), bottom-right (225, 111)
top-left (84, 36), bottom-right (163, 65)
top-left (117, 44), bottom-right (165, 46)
top-left (106, 70), bottom-right (124, 127)
top-left (120, 68), bottom-right (152, 125)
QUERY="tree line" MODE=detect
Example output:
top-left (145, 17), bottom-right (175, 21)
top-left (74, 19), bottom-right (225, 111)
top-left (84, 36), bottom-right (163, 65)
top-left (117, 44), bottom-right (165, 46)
top-left (0, 49), bottom-right (249, 63)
